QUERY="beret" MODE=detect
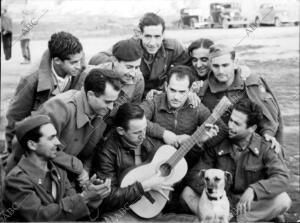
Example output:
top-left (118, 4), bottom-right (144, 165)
top-left (112, 39), bottom-right (143, 62)
top-left (209, 43), bottom-right (235, 59)
top-left (15, 115), bottom-right (51, 142)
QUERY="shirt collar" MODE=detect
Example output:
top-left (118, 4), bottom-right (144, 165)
top-left (208, 69), bottom-right (244, 93)
top-left (51, 60), bottom-right (71, 82)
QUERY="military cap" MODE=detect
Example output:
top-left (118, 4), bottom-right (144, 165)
top-left (209, 43), bottom-right (235, 59)
top-left (15, 115), bottom-right (51, 142)
top-left (112, 38), bottom-right (143, 62)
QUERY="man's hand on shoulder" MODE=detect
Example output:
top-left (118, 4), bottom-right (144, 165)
top-left (187, 91), bottom-right (201, 108)
top-left (264, 134), bottom-right (281, 154)
top-left (239, 65), bottom-right (251, 81)
top-left (146, 89), bottom-right (163, 101)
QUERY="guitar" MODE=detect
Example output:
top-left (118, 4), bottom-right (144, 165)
top-left (120, 96), bottom-right (234, 218)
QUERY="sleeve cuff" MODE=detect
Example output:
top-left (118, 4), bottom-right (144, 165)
top-left (61, 194), bottom-right (90, 218)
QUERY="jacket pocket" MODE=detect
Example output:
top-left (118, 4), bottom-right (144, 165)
top-left (244, 164), bottom-right (264, 185)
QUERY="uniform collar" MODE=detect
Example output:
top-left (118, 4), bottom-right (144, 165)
top-left (208, 69), bottom-right (244, 93)
top-left (75, 88), bottom-right (97, 128)
top-left (216, 133), bottom-right (261, 157)
top-left (37, 50), bottom-right (56, 92)
top-left (17, 157), bottom-right (60, 185)
top-left (247, 132), bottom-right (262, 156)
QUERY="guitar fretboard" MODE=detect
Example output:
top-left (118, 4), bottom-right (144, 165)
top-left (166, 96), bottom-right (232, 168)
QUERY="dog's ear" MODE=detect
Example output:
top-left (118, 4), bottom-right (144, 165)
top-left (224, 171), bottom-right (232, 184)
top-left (198, 169), bottom-right (206, 180)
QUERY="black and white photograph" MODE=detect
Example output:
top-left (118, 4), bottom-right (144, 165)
top-left (0, 0), bottom-right (299, 222)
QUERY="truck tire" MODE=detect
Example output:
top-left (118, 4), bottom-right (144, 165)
top-left (222, 19), bottom-right (229, 29)
top-left (274, 18), bottom-right (281, 27)
top-left (190, 18), bottom-right (197, 29)
top-left (255, 17), bottom-right (260, 27)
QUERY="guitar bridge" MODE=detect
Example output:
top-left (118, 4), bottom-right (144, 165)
top-left (144, 192), bottom-right (155, 204)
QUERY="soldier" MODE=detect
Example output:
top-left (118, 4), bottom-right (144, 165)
top-left (89, 38), bottom-right (144, 105)
top-left (198, 43), bottom-right (283, 153)
top-left (4, 115), bottom-right (111, 221)
top-left (182, 99), bottom-right (291, 222)
top-left (137, 12), bottom-right (190, 98)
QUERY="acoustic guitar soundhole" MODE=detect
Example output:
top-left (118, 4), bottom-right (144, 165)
top-left (159, 163), bottom-right (171, 177)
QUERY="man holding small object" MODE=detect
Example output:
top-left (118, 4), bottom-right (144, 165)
top-left (4, 115), bottom-right (111, 221)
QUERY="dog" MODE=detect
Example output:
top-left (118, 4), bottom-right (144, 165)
top-left (197, 169), bottom-right (232, 223)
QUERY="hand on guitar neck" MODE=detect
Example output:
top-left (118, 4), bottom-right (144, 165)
top-left (141, 172), bottom-right (174, 201)
top-left (163, 124), bottom-right (219, 148)
top-left (199, 124), bottom-right (220, 143)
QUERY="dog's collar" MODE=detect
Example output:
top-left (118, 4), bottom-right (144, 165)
top-left (206, 192), bottom-right (223, 201)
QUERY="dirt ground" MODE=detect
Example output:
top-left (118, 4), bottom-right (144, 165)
top-left (1, 25), bottom-right (299, 221)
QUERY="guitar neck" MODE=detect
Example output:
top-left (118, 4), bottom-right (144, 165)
top-left (166, 96), bottom-right (232, 168)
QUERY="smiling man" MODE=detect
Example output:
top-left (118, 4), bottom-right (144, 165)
top-left (199, 43), bottom-right (283, 153)
top-left (35, 69), bottom-right (121, 174)
top-left (137, 12), bottom-right (189, 98)
top-left (182, 99), bottom-right (291, 222)
top-left (5, 31), bottom-right (87, 154)
top-left (89, 38), bottom-right (144, 104)
top-left (6, 69), bottom-right (122, 184)
top-left (187, 38), bottom-right (214, 81)
top-left (4, 115), bottom-right (111, 221)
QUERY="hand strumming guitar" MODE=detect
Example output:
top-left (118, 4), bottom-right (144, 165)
top-left (141, 172), bottom-right (174, 201)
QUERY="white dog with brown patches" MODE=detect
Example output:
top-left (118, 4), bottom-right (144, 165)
top-left (197, 169), bottom-right (232, 223)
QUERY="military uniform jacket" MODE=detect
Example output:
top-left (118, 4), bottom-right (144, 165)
top-left (4, 157), bottom-right (90, 221)
top-left (139, 38), bottom-right (189, 96)
top-left (185, 133), bottom-right (290, 200)
top-left (199, 70), bottom-right (283, 143)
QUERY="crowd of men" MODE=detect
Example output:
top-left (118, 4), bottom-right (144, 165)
top-left (0, 12), bottom-right (291, 222)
